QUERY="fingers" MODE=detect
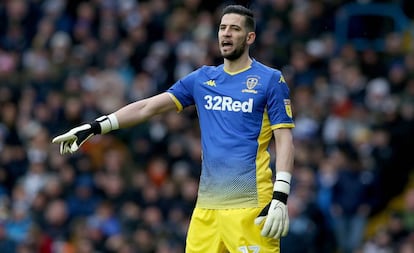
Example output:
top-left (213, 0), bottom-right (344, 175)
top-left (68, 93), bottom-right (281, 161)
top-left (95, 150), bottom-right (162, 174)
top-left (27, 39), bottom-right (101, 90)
top-left (52, 132), bottom-right (77, 154)
top-left (52, 133), bottom-right (71, 143)
top-left (57, 138), bottom-right (79, 155)
top-left (270, 218), bottom-right (283, 238)
top-left (262, 215), bottom-right (283, 238)
top-left (281, 218), bottom-right (289, 237)
top-left (256, 201), bottom-right (289, 239)
top-left (254, 216), bottom-right (265, 226)
top-left (52, 136), bottom-right (62, 143)
top-left (70, 142), bottom-right (80, 153)
top-left (60, 142), bottom-right (64, 154)
top-left (261, 217), bottom-right (272, 237)
top-left (255, 202), bottom-right (270, 226)
top-left (60, 141), bottom-right (72, 155)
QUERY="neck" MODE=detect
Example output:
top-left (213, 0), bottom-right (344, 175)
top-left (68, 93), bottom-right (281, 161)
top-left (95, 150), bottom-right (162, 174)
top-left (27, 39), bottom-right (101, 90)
top-left (224, 54), bottom-right (252, 73)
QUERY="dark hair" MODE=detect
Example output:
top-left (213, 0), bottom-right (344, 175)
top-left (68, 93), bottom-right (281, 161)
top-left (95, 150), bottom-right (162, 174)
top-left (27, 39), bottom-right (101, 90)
top-left (221, 5), bottom-right (255, 32)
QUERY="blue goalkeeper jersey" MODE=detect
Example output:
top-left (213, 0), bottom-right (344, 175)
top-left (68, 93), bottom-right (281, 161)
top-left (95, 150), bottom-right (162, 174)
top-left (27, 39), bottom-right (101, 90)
top-left (167, 59), bottom-right (295, 209)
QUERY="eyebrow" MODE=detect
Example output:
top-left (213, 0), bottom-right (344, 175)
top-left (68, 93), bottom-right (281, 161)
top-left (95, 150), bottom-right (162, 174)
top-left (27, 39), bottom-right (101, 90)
top-left (219, 24), bottom-right (242, 29)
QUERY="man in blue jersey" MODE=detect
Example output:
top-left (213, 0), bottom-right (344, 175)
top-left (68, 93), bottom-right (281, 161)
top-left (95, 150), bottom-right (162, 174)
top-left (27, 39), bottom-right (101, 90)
top-left (53, 5), bottom-right (295, 253)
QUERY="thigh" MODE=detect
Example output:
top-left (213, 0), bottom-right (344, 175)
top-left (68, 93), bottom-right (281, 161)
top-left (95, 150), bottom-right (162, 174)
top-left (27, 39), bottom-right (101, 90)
top-left (186, 208), bottom-right (227, 253)
top-left (219, 208), bottom-right (280, 253)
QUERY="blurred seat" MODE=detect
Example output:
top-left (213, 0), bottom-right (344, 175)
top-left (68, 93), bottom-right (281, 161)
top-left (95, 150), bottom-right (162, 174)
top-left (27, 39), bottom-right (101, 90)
top-left (335, 3), bottom-right (410, 51)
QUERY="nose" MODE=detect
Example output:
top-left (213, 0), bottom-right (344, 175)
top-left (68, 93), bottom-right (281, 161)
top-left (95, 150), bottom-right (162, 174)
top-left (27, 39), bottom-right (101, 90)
top-left (221, 27), bottom-right (231, 37)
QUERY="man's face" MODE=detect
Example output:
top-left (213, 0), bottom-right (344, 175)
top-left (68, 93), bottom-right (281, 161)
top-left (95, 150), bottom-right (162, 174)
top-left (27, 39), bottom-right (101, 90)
top-left (218, 13), bottom-right (250, 60)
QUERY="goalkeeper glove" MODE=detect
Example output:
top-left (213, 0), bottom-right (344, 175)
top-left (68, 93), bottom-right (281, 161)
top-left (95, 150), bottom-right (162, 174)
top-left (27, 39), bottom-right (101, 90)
top-left (254, 171), bottom-right (291, 238)
top-left (52, 114), bottom-right (119, 154)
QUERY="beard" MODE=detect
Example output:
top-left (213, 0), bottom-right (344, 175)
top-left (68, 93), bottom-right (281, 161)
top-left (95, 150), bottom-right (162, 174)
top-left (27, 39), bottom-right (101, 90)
top-left (221, 41), bottom-right (247, 61)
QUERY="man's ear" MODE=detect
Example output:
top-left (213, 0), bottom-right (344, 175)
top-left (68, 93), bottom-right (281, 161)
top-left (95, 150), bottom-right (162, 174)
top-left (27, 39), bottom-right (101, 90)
top-left (247, 32), bottom-right (256, 45)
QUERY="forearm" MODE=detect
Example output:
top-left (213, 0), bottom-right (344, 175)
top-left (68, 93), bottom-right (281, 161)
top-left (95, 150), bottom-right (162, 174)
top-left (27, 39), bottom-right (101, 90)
top-left (113, 99), bottom-right (154, 129)
top-left (112, 93), bottom-right (177, 129)
top-left (273, 128), bottom-right (294, 199)
top-left (274, 128), bottom-right (294, 175)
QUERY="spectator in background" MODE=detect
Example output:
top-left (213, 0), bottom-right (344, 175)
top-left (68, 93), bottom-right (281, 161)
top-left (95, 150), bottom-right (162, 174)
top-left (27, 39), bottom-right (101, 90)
top-left (282, 194), bottom-right (318, 253)
top-left (282, 165), bottom-right (336, 253)
top-left (330, 148), bottom-right (373, 253)
top-left (0, 221), bottom-right (17, 253)
top-left (4, 205), bottom-right (32, 243)
top-left (66, 174), bottom-right (100, 218)
top-left (35, 199), bottom-right (71, 252)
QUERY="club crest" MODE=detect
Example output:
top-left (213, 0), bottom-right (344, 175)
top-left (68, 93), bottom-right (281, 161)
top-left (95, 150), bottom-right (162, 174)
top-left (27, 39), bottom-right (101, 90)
top-left (246, 77), bottom-right (259, 89)
top-left (242, 76), bottom-right (260, 94)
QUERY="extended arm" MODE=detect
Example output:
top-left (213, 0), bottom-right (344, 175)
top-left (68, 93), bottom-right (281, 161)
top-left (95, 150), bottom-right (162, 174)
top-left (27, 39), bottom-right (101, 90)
top-left (52, 92), bottom-right (177, 154)
top-left (114, 93), bottom-right (178, 128)
top-left (255, 127), bottom-right (295, 238)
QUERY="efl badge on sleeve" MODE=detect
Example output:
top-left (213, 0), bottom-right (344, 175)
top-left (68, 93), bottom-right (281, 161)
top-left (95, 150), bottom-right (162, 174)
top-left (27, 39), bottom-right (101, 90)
top-left (284, 99), bottom-right (293, 118)
top-left (279, 75), bottom-right (286, 83)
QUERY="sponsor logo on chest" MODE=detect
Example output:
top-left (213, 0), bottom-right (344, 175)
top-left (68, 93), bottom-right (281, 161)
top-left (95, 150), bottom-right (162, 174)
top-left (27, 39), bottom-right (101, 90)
top-left (204, 95), bottom-right (253, 113)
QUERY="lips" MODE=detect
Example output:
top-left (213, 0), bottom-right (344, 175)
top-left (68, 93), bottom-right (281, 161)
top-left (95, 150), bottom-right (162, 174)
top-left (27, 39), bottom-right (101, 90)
top-left (221, 41), bottom-right (233, 50)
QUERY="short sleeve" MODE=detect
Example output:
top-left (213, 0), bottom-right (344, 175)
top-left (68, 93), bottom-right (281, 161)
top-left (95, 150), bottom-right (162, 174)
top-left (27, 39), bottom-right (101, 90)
top-left (167, 69), bottom-right (199, 110)
top-left (266, 71), bottom-right (295, 129)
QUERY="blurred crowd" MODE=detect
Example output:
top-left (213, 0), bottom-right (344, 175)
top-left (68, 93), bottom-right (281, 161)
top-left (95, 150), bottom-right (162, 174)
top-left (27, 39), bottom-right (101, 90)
top-left (0, 0), bottom-right (414, 253)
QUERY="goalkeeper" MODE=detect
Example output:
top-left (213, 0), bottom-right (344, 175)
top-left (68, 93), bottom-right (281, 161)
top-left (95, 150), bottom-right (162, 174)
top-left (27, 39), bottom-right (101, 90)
top-left (53, 4), bottom-right (295, 253)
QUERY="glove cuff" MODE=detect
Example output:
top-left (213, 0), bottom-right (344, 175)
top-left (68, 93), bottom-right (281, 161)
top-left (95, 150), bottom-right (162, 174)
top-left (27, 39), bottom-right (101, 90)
top-left (95, 113), bottom-right (119, 134)
top-left (273, 191), bottom-right (288, 205)
top-left (273, 171), bottom-right (291, 204)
